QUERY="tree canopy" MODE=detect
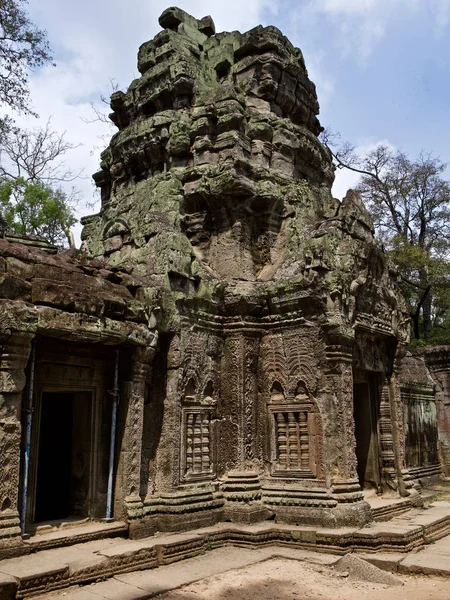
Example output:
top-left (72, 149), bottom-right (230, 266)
top-left (0, 2), bottom-right (80, 248)
top-left (0, 0), bottom-right (53, 118)
top-left (322, 132), bottom-right (450, 343)
top-left (0, 176), bottom-right (76, 245)
top-left (0, 121), bottom-right (80, 247)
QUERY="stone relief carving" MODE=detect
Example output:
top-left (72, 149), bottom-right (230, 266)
top-left (267, 380), bottom-right (322, 478)
top-left (0, 6), bottom-right (439, 552)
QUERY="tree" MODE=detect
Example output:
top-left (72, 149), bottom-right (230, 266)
top-left (0, 120), bottom-right (81, 247)
top-left (0, 118), bottom-right (81, 183)
top-left (0, 176), bottom-right (76, 246)
top-left (0, 2), bottom-right (79, 247)
top-left (0, 0), bottom-right (53, 119)
top-left (322, 131), bottom-right (450, 341)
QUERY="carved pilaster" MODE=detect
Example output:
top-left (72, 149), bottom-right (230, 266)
top-left (323, 342), bottom-right (370, 525)
top-left (421, 348), bottom-right (450, 478)
top-left (153, 334), bottom-right (181, 493)
top-left (223, 333), bottom-right (244, 468)
top-left (122, 348), bottom-right (154, 527)
top-left (243, 335), bottom-right (259, 466)
top-left (325, 345), bottom-right (358, 483)
top-left (125, 361), bottom-right (150, 499)
top-left (0, 332), bottom-right (33, 558)
top-left (221, 332), bottom-right (260, 471)
top-left (378, 378), bottom-right (398, 490)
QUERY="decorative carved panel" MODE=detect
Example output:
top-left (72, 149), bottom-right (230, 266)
top-left (268, 399), bottom-right (319, 478)
top-left (181, 407), bottom-right (215, 482)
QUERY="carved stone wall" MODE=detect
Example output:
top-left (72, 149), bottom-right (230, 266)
top-left (77, 7), bottom-right (413, 530)
top-left (0, 232), bottom-right (157, 556)
top-left (1, 6), bottom-right (438, 553)
top-left (399, 352), bottom-right (441, 484)
top-left (421, 347), bottom-right (450, 478)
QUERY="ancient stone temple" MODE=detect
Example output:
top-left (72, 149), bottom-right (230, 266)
top-left (0, 7), bottom-right (446, 561)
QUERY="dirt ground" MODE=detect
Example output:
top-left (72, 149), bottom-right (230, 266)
top-left (155, 558), bottom-right (450, 600)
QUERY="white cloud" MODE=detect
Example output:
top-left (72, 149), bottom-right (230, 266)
top-left (332, 167), bottom-right (361, 201)
top-left (294, 0), bottom-right (447, 64)
top-left (321, 0), bottom-right (378, 16)
top-left (433, 0), bottom-right (450, 32)
top-left (304, 50), bottom-right (335, 111)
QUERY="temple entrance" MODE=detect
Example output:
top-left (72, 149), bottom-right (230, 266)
top-left (34, 391), bottom-right (93, 523)
top-left (353, 373), bottom-right (382, 492)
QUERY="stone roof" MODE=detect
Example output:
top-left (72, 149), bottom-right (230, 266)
top-left (0, 239), bottom-right (157, 347)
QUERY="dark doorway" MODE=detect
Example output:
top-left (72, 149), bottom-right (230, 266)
top-left (353, 376), bottom-right (381, 491)
top-left (34, 392), bottom-right (92, 523)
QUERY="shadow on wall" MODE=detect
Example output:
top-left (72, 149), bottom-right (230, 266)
top-left (140, 333), bottom-right (170, 496)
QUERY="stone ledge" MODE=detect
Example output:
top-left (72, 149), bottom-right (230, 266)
top-left (1, 502), bottom-right (450, 598)
top-left (24, 521), bottom-right (128, 553)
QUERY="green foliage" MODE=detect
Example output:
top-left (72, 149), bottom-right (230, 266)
top-left (0, 177), bottom-right (76, 245)
top-left (0, 5), bottom-right (79, 247)
top-left (0, 0), bottom-right (53, 117)
top-left (367, 153), bottom-right (450, 340)
top-left (323, 132), bottom-right (450, 341)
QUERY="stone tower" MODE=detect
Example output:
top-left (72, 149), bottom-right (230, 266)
top-left (0, 9), bottom-right (424, 561)
top-left (80, 7), bottom-right (413, 532)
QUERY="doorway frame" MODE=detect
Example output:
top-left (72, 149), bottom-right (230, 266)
top-left (26, 383), bottom-right (100, 529)
top-left (353, 369), bottom-right (383, 493)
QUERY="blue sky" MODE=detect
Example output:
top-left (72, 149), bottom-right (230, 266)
top-left (22, 0), bottom-right (450, 240)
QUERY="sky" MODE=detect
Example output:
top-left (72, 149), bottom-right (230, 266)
top-left (18, 0), bottom-right (450, 244)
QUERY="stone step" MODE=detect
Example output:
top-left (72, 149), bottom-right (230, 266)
top-left (24, 521), bottom-right (128, 553)
top-left (358, 533), bottom-right (450, 577)
top-left (1, 502), bottom-right (449, 599)
top-left (28, 541), bottom-right (450, 600)
top-left (369, 497), bottom-right (413, 522)
top-left (32, 546), bottom-right (341, 600)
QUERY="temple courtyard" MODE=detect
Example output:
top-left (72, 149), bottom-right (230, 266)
top-left (0, 487), bottom-right (450, 599)
top-left (19, 530), bottom-right (450, 600)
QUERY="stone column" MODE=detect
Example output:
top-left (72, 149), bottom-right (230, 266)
top-left (378, 378), bottom-right (398, 491)
top-left (220, 330), bottom-right (269, 523)
top-left (0, 331), bottom-right (33, 558)
top-left (121, 348), bottom-right (153, 536)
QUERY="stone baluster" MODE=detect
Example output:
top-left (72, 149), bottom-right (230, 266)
top-left (201, 412), bottom-right (210, 472)
top-left (287, 411), bottom-right (298, 469)
top-left (378, 378), bottom-right (398, 490)
top-left (276, 412), bottom-right (288, 469)
top-left (186, 413), bottom-right (194, 474)
top-left (193, 413), bottom-right (202, 473)
top-left (300, 411), bottom-right (309, 470)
